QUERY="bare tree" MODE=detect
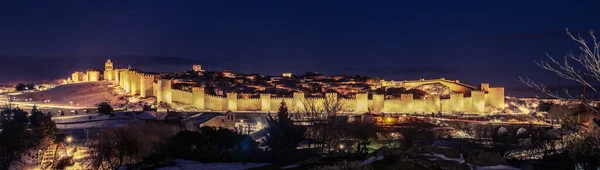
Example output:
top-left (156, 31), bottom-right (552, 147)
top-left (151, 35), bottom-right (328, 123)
top-left (296, 95), bottom-right (348, 153)
top-left (86, 122), bottom-right (178, 169)
top-left (520, 28), bottom-right (600, 114)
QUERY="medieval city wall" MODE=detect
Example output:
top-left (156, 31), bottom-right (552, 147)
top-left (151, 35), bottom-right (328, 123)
top-left (111, 76), bottom-right (503, 114)
top-left (269, 97), bottom-right (293, 112)
top-left (205, 94), bottom-right (225, 111)
top-left (78, 61), bottom-right (505, 114)
top-left (172, 89), bottom-right (192, 105)
top-left (238, 98), bottom-right (261, 111)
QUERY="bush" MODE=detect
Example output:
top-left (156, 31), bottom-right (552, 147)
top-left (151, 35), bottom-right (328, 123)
top-left (96, 101), bottom-right (114, 116)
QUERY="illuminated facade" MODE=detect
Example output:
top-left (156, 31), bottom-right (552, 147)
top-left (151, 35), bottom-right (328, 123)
top-left (67, 59), bottom-right (506, 114)
top-left (71, 72), bottom-right (84, 83)
top-left (86, 69), bottom-right (100, 82)
top-left (192, 64), bottom-right (203, 72)
top-left (103, 59), bottom-right (114, 81)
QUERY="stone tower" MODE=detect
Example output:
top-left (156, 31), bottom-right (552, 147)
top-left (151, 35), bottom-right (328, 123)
top-left (105, 59), bottom-right (113, 71)
top-left (192, 64), bottom-right (202, 72)
top-left (104, 59), bottom-right (114, 81)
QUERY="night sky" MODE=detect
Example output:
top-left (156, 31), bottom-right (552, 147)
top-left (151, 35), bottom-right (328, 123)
top-left (1, 1), bottom-right (600, 96)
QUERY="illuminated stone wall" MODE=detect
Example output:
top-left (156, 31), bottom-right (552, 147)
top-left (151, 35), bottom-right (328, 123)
top-left (356, 93), bottom-right (368, 113)
top-left (113, 69), bottom-right (123, 84)
top-left (159, 79), bottom-right (172, 104)
top-left (71, 72), bottom-right (84, 83)
top-left (104, 70), bottom-right (113, 81)
top-left (129, 72), bottom-right (139, 95)
top-left (227, 92), bottom-right (238, 111)
top-left (471, 91), bottom-right (485, 113)
top-left (140, 75), bottom-right (154, 98)
top-left (78, 61), bottom-right (506, 114)
top-left (153, 81), bottom-right (161, 103)
top-left (401, 94), bottom-right (414, 113)
top-left (205, 94), bottom-right (225, 111)
top-left (488, 87), bottom-right (505, 109)
top-left (173, 89), bottom-right (192, 105)
top-left (107, 76), bottom-right (505, 114)
top-left (270, 97), bottom-right (293, 112)
top-left (292, 92), bottom-right (305, 111)
top-left (372, 94), bottom-right (384, 112)
top-left (192, 87), bottom-right (205, 109)
top-left (238, 98), bottom-right (260, 111)
top-left (340, 98), bottom-right (355, 112)
top-left (450, 92), bottom-right (464, 113)
top-left (384, 78), bottom-right (477, 94)
top-left (87, 70), bottom-right (99, 82)
top-left (260, 94), bottom-right (271, 112)
top-left (104, 59), bottom-right (114, 81)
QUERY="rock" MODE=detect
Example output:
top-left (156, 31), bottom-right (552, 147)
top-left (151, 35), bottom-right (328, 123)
top-left (465, 151), bottom-right (507, 166)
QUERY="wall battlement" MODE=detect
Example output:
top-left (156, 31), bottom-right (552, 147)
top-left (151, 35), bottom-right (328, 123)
top-left (88, 59), bottom-right (505, 114)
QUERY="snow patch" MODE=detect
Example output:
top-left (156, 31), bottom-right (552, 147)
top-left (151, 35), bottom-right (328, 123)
top-left (155, 159), bottom-right (269, 170)
top-left (360, 155), bottom-right (384, 166)
top-left (423, 153), bottom-right (465, 164)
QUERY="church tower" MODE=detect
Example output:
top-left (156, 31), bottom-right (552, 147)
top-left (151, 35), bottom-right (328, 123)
top-left (105, 59), bottom-right (114, 71)
top-left (104, 59), bottom-right (114, 81)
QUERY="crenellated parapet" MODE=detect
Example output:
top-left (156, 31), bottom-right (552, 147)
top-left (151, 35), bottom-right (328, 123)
top-left (139, 74), bottom-right (155, 97)
top-left (480, 83), bottom-right (490, 92)
top-left (204, 94), bottom-right (225, 111)
top-left (450, 92), bottom-right (464, 112)
top-left (86, 70), bottom-right (100, 82)
top-left (400, 94), bottom-right (414, 113)
top-left (292, 92), bottom-right (305, 111)
top-left (372, 94), bottom-right (385, 113)
top-left (260, 94), bottom-right (271, 112)
top-left (83, 59), bottom-right (507, 114)
top-left (471, 90), bottom-right (485, 113)
top-left (192, 86), bottom-right (205, 110)
top-left (157, 79), bottom-right (172, 104)
top-left (488, 87), bottom-right (505, 109)
top-left (356, 93), bottom-right (368, 113)
top-left (227, 92), bottom-right (238, 111)
top-left (428, 95), bottom-right (441, 113)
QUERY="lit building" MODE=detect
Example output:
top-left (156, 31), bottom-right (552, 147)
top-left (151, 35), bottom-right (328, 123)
top-left (183, 111), bottom-right (236, 131)
top-left (71, 72), bottom-right (85, 83)
top-left (192, 64), bottom-right (203, 72)
top-left (66, 60), bottom-right (507, 115)
top-left (86, 69), bottom-right (100, 82)
top-left (283, 72), bottom-right (292, 78)
top-left (104, 59), bottom-right (114, 81)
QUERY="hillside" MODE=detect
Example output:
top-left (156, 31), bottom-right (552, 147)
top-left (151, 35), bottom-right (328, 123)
top-left (10, 82), bottom-right (127, 108)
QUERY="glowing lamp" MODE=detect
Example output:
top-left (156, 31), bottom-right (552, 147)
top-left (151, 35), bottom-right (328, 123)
top-left (385, 117), bottom-right (393, 123)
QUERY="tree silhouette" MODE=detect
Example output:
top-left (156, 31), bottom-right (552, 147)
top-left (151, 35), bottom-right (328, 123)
top-left (97, 101), bottom-right (114, 116)
top-left (0, 105), bottom-right (56, 170)
top-left (265, 101), bottom-right (306, 151)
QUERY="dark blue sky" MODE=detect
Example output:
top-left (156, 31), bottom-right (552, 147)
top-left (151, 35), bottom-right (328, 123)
top-left (1, 1), bottom-right (599, 96)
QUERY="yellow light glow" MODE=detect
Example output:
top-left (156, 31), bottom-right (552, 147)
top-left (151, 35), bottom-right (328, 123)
top-left (385, 117), bottom-right (393, 123)
top-left (339, 144), bottom-right (344, 149)
top-left (66, 136), bottom-right (73, 143)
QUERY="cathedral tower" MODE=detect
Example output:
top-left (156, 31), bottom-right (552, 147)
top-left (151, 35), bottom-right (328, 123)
top-left (104, 59), bottom-right (114, 81)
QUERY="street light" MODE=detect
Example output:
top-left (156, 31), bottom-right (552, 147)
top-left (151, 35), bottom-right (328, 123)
top-left (66, 136), bottom-right (73, 146)
top-left (38, 150), bottom-right (42, 163)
